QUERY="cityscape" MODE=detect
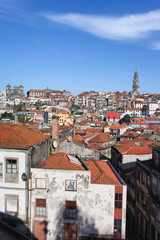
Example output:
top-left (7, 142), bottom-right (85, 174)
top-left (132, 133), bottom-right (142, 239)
top-left (0, 71), bottom-right (160, 240)
top-left (0, 1), bottom-right (160, 240)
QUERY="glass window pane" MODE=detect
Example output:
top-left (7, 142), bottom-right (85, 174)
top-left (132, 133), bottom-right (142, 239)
top-left (115, 193), bottom-right (118, 200)
top-left (12, 169), bottom-right (17, 173)
top-left (118, 219), bottom-right (121, 226)
top-left (119, 194), bottom-right (122, 200)
top-left (7, 164), bottom-right (11, 168)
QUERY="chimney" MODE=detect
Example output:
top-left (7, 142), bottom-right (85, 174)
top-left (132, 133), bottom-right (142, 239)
top-left (51, 116), bottom-right (59, 154)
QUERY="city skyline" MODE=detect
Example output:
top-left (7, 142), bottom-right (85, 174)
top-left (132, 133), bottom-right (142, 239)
top-left (0, 0), bottom-right (160, 95)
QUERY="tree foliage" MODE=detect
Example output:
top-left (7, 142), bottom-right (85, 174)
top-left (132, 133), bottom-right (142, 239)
top-left (142, 105), bottom-right (149, 117)
top-left (1, 112), bottom-right (13, 118)
top-left (18, 115), bottom-right (30, 123)
top-left (119, 114), bottom-right (131, 124)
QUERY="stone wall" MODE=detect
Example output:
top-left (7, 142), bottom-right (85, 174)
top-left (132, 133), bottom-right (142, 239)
top-left (59, 140), bottom-right (100, 160)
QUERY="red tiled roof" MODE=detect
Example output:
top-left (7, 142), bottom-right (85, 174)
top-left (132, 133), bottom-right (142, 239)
top-left (0, 122), bottom-right (50, 149)
top-left (30, 89), bottom-right (44, 91)
top-left (110, 124), bottom-right (121, 130)
top-left (114, 141), bottom-right (152, 155)
top-left (75, 130), bottom-right (85, 134)
top-left (57, 110), bottom-right (68, 114)
top-left (88, 133), bottom-right (110, 143)
top-left (89, 143), bottom-right (102, 149)
top-left (86, 128), bottom-right (102, 133)
top-left (85, 160), bottom-right (120, 185)
top-left (84, 132), bottom-right (94, 138)
top-left (127, 147), bottom-right (152, 155)
top-left (133, 117), bottom-right (145, 122)
top-left (38, 152), bottom-right (85, 170)
top-left (125, 108), bottom-right (142, 110)
top-left (73, 134), bottom-right (84, 141)
top-left (121, 132), bottom-right (140, 137)
top-left (130, 121), bottom-right (146, 125)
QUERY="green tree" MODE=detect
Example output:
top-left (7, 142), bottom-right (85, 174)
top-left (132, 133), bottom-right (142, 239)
top-left (18, 115), bottom-right (25, 123)
top-left (1, 112), bottom-right (13, 118)
top-left (119, 114), bottom-right (131, 124)
top-left (142, 105), bottom-right (149, 117)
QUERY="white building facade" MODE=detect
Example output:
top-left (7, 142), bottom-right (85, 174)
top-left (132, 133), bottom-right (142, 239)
top-left (30, 153), bottom-right (127, 240)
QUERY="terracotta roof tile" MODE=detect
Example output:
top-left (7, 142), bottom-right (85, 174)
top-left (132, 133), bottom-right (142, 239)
top-left (88, 133), bottom-right (110, 143)
top-left (86, 128), bottom-right (102, 133)
top-left (38, 152), bottom-right (85, 170)
top-left (73, 134), bottom-right (84, 141)
top-left (85, 160), bottom-right (120, 185)
top-left (57, 110), bottom-right (68, 114)
top-left (114, 141), bottom-right (152, 155)
top-left (75, 130), bottom-right (85, 134)
top-left (0, 122), bottom-right (50, 149)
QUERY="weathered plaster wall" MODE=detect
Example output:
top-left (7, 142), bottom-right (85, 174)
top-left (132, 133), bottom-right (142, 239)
top-left (31, 168), bottom-right (126, 239)
top-left (31, 140), bottom-right (49, 167)
top-left (59, 140), bottom-right (99, 160)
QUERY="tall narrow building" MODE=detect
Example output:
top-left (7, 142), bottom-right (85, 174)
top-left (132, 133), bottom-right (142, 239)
top-left (132, 70), bottom-right (140, 95)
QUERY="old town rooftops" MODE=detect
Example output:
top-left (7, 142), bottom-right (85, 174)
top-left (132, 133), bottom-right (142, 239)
top-left (0, 121), bottom-right (50, 149)
top-left (37, 152), bottom-right (122, 185)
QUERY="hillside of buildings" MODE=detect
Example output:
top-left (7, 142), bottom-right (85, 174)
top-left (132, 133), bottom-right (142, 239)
top-left (0, 72), bottom-right (160, 240)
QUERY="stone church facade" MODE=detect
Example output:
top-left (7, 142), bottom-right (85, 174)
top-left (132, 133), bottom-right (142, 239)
top-left (6, 84), bottom-right (24, 100)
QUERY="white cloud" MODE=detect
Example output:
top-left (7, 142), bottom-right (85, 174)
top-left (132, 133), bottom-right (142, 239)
top-left (43, 10), bottom-right (160, 41)
top-left (149, 41), bottom-right (160, 50)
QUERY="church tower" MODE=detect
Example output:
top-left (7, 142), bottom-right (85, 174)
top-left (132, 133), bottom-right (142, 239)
top-left (132, 70), bottom-right (139, 95)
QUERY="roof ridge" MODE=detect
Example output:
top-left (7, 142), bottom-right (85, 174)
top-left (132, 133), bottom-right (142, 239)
top-left (98, 172), bottom-right (119, 185)
top-left (90, 160), bottom-right (104, 183)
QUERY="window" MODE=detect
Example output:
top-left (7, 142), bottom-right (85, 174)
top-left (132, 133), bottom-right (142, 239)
top-left (115, 193), bottom-right (122, 209)
top-left (35, 199), bottom-right (46, 217)
top-left (114, 219), bottom-right (121, 234)
top-left (5, 195), bottom-right (18, 214)
top-left (36, 178), bottom-right (46, 189)
top-left (0, 163), bottom-right (3, 177)
top-left (6, 159), bottom-right (17, 174)
top-left (65, 201), bottom-right (76, 219)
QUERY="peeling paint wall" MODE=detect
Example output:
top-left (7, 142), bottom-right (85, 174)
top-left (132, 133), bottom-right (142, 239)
top-left (31, 168), bottom-right (127, 239)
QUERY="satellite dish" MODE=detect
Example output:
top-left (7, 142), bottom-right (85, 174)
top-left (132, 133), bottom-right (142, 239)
top-left (53, 140), bottom-right (58, 149)
top-left (68, 136), bottom-right (72, 142)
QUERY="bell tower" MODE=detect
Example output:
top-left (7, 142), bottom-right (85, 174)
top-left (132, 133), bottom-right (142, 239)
top-left (132, 70), bottom-right (139, 95)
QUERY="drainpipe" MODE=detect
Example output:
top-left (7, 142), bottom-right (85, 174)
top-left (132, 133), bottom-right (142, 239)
top-left (29, 172), bottom-right (32, 231)
top-left (27, 153), bottom-right (31, 228)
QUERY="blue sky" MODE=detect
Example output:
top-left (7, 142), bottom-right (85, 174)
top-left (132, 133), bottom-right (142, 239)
top-left (0, 0), bottom-right (160, 95)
